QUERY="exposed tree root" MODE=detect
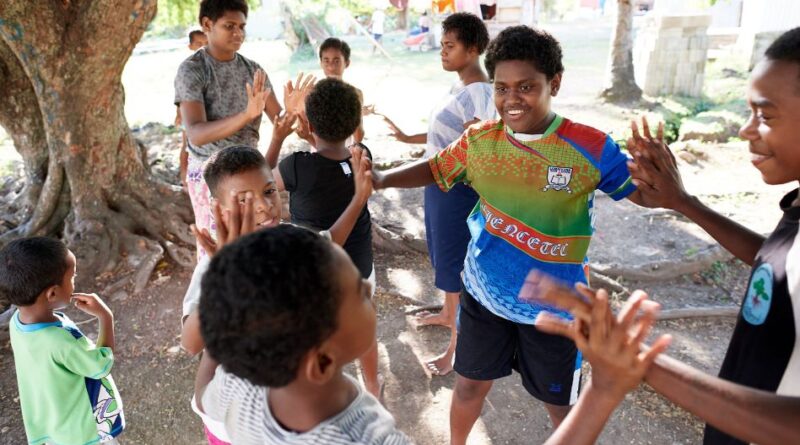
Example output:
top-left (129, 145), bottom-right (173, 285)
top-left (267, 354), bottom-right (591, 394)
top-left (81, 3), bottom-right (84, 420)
top-left (590, 246), bottom-right (733, 282)
top-left (371, 221), bottom-right (427, 254)
top-left (657, 306), bottom-right (739, 320)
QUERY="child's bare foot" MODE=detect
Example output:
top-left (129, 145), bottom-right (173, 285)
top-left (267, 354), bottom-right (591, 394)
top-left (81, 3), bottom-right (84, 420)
top-left (426, 351), bottom-right (454, 376)
top-left (414, 310), bottom-right (451, 327)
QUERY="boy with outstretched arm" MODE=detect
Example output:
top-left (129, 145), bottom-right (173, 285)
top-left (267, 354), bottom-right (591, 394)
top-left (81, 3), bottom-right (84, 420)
top-left (373, 25), bottom-right (659, 444)
top-left (625, 27), bottom-right (800, 445)
top-left (267, 78), bottom-right (381, 398)
top-left (2, 238), bottom-right (124, 445)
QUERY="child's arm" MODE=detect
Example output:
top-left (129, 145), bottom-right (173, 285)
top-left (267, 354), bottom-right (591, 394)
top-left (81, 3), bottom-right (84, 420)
top-left (527, 277), bottom-right (670, 445)
top-left (646, 354), bottom-right (800, 445)
top-left (265, 112), bottom-right (298, 169)
top-left (72, 293), bottom-right (115, 350)
top-left (181, 311), bottom-right (204, 355)
top-left (628, 118), bottom-right (764, 265)
top-left (194, 350), bottom-right (219, 414)
top-left (182, 69), bottom-right (270, 148)
top-left (381, 114), bottom-right (427, 144)
top-left (328, 146), bottom-right (373, 246)
top-left (373, 158), bottom-right (436, 189)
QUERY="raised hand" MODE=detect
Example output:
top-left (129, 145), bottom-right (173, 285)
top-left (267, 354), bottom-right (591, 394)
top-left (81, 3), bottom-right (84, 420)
top-left (626, 117), bottom-right (690, 210)
top-left (245, 69), bottom-right (271, 120)
top-left (284, 72), bottom-right (316, 115)
top-left (191, 189), bottom-right (257, 256)
top-left (381, 115), bottom-right (409, 143)
top-left (350, 144), bottom-right (374, 205)
top-left (520, 271), bottom-right (671, 399)
top-left (272, 111), bottom-right (297, 141)
top-left (72, 293), bottom-right (113, 320)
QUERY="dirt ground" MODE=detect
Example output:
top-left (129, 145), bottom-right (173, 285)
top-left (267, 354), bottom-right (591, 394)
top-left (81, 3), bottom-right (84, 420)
top-left (1, 18), bottom-right (794, 445)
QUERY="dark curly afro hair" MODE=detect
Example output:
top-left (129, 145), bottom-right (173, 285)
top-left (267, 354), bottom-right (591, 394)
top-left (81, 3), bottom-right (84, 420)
top-left (305, 78), bottom-right (361, 143)
top-left (200, 225), bottom-right (341, 388)
top-left (199, 0), bottom-right (248, 24)
top-left (484, 26), bottom-right (564, 81)
top-left (765, 27), bottom-right (800, 90)
top-left (442, 12), bottom-right (490, 54)
top-left (203, 145), bottom-right (267, 198)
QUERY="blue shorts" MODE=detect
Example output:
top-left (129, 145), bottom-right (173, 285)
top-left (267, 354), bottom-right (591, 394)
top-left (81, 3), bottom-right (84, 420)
top-left (424, 183), bottom-right (478, 293)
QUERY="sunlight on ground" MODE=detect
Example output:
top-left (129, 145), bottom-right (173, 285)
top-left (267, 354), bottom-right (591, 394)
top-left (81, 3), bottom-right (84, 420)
top-left (387, 268), bottom-right (424, 298)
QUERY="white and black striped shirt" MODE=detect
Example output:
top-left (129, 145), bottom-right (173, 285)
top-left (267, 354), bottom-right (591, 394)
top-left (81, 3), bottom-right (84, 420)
top-left (201, 366), bottom-right (412, 445)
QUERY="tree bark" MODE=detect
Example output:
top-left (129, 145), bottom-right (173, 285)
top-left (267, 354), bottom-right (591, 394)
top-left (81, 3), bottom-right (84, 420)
top-left (0, 38), bottom-right (52, 231)
top-left (600, 0), bottom-right (642, 103)
top-left (0, 1), bottom-right (194, 289)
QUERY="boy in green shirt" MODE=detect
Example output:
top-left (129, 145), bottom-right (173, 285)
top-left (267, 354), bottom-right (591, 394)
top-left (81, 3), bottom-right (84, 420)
top-left (2, 237), bottom-right (123, 445)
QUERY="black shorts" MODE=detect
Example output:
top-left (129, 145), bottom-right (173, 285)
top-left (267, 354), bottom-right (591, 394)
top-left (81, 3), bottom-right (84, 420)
top-left (453, 287), bottom-right (582, 406)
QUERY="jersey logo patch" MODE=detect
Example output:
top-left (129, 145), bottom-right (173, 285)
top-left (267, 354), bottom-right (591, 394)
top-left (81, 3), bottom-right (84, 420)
top-left (543, 166), bottom-right (573, 193)
top-left (742, 263), bottom-right (774, 326)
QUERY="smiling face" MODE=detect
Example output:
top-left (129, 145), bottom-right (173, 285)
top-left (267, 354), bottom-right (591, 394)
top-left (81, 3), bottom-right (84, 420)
top-left (440, 31), bottom-right (477, 72)
top-left (493, 60), bottom-right (561, 134)
top-left (740, 59), bottom-right (800, 185)
top-left (320, 48), bottom-right (349, 79)
top-left (215, 167), bottom-right (282, 229)
top-left (202, 10), bottom-right (246, 56)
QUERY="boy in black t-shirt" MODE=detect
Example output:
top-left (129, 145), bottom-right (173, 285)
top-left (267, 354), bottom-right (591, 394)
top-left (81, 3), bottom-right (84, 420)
top-left (267, 78), bottom-right (381, 399)
top-left (625, 27), bottom-right (800, 445)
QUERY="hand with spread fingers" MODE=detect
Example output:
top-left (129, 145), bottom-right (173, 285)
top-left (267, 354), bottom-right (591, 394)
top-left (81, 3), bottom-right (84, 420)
top-left (191, 189), bottom-right (257, 257)
top-left (626, 116), bottom-right (691, 211)
top-left (520, 271), bottom-right (671, 399)
top-left (245, 69), bottom-right (271, 120)
top-left (284, 72), bottom-right (316, 116)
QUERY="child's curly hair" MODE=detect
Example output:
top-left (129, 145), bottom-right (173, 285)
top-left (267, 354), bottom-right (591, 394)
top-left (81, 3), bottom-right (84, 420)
top-left (305, 78), bottom-right (361, 143)
top-left (484, 26), bottom-right (564, 81)
top-left (442, 12), bottom-right (490, 54)
top-left (200, 225), bottom-right (341, 387)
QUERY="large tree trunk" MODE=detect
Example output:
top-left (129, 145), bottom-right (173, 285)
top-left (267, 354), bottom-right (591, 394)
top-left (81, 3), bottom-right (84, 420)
top-left (600, 0), bottom-right (642, 103)
top-left (0, 1), bottom-right (194, 291)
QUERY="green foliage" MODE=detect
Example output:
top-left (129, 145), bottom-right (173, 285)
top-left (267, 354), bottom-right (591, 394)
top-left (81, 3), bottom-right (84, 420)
top-left (148, 0), bottom-right (262, 38)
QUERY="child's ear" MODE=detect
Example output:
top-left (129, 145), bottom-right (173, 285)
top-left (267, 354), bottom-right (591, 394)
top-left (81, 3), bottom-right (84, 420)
top-left (201, 17), bottom-right (213, 33)
top-left (43, 285), bottom-right (60, 305)
top-left (345, 59), bottom-right (351, 69)
top-left (303, 348), bottom-right (337, 384)
top-left (550, 73), bottom-right (563, 97)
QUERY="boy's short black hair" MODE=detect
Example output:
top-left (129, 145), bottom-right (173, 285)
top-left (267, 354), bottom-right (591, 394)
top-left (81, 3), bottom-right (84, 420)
top-left (305, 78), bottom-right (361, 143)
top-left (484, 25), bottom-right (564, 81)
top-left (189, 30), bottom-right (205, 44)
top-left (199, 0), bottom-right (248, 24)
top-left (765, 27), bottom-right (800, 91)
top-left (442, 12), bottom-right (490, 54)
top-left (0, 237), bottom-right (69, 307)
top-left (200, 225), bottom-right (341, 387)
top-left (203, 145), bottom-right (267, 197)
top-left (319, 37), bottom-right (351, 62)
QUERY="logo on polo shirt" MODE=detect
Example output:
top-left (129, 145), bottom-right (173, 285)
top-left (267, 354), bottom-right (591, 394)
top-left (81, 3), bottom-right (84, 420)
top-left (742, 263), bottom-right (773, 326)
top-left (543, 166), bottom-right (573, 193)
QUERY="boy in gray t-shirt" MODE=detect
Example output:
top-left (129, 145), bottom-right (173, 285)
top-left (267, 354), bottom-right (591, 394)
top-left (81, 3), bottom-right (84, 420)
top-left (173, 0), bottom-right (311, 256)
